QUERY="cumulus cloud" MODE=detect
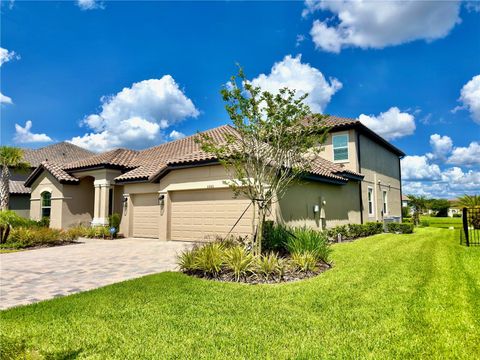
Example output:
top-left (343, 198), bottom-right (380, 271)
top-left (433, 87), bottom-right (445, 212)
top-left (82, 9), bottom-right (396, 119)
top-left (76, 0), bottom-right (104, 10)
top-left (305, 0), bottom-right (461, 53)
top-left (169, 130), bottom-right (186, 141)
top-left (70, 75), bottom-right (199, 152)
top-left (447, 142), bottom-right (480, 167)
top-left (426, 134), bottom-right (453, 161)
top-left (358, 107), bottom-right (416, 140)
top-left (454, 75), bottom-right (480, 124)
top-left (0, 47), bottom-right (19, 66)
top-left (401, 155), bottom-right (441, 181)
top-left (250, 54), bottom-right (342, 113)
top-left (0, 92), bottom-right (13, 105)
top-left (14, 121), bottom-right (53, 143)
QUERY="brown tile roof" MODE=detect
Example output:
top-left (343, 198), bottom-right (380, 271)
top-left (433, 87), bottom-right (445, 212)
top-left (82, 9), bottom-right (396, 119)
top-left (9, 180), bottom-right (30, 194)
top-left (22, 142), bottom-right (95, 167)
top-left (26, 124), bottom-right (365, 186)
top-left (63, 148), bottom-right (139, 170)
top-left (24, 161), bottom-right (79, 187)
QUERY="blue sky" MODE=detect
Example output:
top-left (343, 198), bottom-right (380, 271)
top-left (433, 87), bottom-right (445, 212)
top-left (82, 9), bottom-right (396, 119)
top-left (1, 1), bottom-right (479, 198)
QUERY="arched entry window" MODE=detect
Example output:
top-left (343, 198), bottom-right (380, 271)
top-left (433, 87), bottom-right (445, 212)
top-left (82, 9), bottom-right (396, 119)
top-left (41, 191), bottom-right (51, 218)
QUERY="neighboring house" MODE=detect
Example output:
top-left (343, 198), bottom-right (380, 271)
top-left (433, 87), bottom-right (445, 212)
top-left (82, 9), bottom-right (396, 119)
top-left (9, 142), bottom-right (94, 218)
top-left (402, 195), bottom-right (410, 208)
top-left (448, 199), bottom-right (461, 217)
top-left (24, 117), bottom-right (405, 241)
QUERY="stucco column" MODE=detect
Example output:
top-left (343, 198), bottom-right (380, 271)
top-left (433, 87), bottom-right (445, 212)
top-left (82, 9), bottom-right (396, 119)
top-left (158, 191), bottom-right (169, 241)
top-left (92, 180), bottom-right (110, 226)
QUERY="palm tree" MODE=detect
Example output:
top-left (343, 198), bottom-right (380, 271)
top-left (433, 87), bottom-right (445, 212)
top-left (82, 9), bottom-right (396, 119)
top-left (0, 146), bottom-right (30, 211)
top-left (407, 194), bottom-right (428, 226)
top-left (457, 194), bottom-right (480, 208)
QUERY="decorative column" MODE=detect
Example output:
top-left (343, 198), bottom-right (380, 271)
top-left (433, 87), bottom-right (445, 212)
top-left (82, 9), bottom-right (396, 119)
top-left (91, 179), bottom-right (111, 226)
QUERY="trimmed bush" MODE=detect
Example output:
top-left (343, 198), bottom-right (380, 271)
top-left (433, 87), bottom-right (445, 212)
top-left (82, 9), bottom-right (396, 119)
top-left (263, 221), bottom-right (291, 253)
top-left (386, 222), bottom-right (414, 234)
top-left (420, 220), bottom-right (430, 227)
top-left (287, 227), bottom-right (331, 263)
top-left (327, 222), bottom-right (383, 241)
top-left (4, 227), bottom-right (78, 249)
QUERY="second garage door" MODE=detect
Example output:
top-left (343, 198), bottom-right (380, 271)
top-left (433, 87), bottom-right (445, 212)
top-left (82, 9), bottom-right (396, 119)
top-left (132, 193), bottom-right (160, 238)
top-left (170, 189), bottom-right (253, 241)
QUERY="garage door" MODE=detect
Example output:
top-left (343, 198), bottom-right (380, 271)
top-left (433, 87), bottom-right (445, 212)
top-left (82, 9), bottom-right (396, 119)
top-left (170, 189), bottom-right (253, 241)
top-left (132, 193), bottom-right (159, 238)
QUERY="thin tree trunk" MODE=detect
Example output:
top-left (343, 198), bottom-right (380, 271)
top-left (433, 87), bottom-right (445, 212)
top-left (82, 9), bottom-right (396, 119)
top-left (255, 205), bottom-right (266, 256)
top-left (0, 165), bottom-right (10, 211)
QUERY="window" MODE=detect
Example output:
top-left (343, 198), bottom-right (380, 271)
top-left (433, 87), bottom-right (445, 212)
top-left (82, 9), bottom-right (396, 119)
top-left (41, 191), bottom-right (51, 218)
top-left (382, 190), bottom-right (388, 215)
top-left (368, 187), bottom-right (374, 216)
top-left (332, 134), bottom-right (349, 162)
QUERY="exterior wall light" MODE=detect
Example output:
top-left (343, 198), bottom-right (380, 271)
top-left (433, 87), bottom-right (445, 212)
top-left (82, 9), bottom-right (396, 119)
top-left (158, 194), bottom-right (165, 206)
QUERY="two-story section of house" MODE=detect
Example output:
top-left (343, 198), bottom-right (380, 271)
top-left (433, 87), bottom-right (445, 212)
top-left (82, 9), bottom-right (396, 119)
top-left (319, 116), bottom-right (405, 223)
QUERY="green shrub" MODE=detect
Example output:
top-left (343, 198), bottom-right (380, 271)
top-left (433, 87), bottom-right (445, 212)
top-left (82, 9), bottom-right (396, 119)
top-left (223, 245), bottom-right (254, 281)
top-left (364, 222), bottom-right (384, 236)
top-left (287, 227), bottom-right (331, 263)
top-left (177, 248), bottom-right (198, 273)
top-left (255, 252), bottom-right (283, 281)
top-left (263, 221), bottom-right (291, 253)
top-left (85, 226), bottom-right (110, 239)
top-left (386, 222), bottom-right (414, 234)
top-left (3, 227), bottom-right (78, 249)
top-left (420, 220), bottom-right (430, 227)
top-left (291, 251), bottom-right (318, 273)
top-left (108, 213), bottom-right (121, 236)
top-left (193, 242), bottom-right (225, 277)
top-left (326, 225), bottom-right (349, 240)
top-left (453, 213), bottom-right (461, 218)
top-left (65, 226), bottom-right (88, 241)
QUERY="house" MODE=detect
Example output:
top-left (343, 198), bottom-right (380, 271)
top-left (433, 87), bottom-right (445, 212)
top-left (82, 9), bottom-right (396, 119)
top-left (402, 195), bottom-right (410, 208)
top-left (9, 142), bottom-right (94, 218)
top-left (24, 117), bottom-right (405, 241)
top-left (448, 198), bottom-right (461, 217)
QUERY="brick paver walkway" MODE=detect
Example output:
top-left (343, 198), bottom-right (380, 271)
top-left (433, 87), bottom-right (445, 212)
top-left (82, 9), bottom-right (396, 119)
top-left (0, 238), bottom-right (192, 310)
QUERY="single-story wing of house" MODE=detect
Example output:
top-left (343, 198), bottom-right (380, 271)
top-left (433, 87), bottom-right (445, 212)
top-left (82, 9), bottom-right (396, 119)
top-left (9, 142), bottom-right (94, 218)
top-left (23, 116), bottom-right (405, 241)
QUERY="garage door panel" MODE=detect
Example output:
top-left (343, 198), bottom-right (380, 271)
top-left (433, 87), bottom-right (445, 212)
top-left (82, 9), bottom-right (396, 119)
top-left (132, 193), bottom-right (159, 238)
top-left (170, 189), bottom-right (253, 241)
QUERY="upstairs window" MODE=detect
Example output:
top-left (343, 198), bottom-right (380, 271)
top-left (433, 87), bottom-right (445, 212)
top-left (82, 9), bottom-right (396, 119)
top-left (333, 134), bottom-right (349, 162)
top-left (41, 191), bottom-right (51, 218)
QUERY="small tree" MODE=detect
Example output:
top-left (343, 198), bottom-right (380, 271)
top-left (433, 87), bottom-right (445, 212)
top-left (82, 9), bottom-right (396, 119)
top-left (407, 195), bottom-right (428, 226)
top-left (198, 68), bottom-right (328, 255)
top-left (0, 146), bottom-right (30, 211)
top-left (428, 198), bottom-right (450, 217)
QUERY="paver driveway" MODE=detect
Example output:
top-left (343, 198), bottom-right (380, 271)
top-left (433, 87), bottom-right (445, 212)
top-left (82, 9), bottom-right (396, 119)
top-left (0, 238), bottom-right (193, 310)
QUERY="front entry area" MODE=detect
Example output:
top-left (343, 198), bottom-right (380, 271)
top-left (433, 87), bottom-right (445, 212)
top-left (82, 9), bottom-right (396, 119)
top-left (169, 188), bottom-right (253, 241)
top-left (132, 193), bottom-right (160, 238)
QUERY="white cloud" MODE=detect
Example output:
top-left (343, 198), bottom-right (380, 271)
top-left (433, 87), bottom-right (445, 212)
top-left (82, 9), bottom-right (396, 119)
top-left (358, 107), bottom-right (415, 140)
top-left (455, 75), bottom-right (480, 124)
top-left (14, 121), bottom-right (53, 143)
top-left (306, 0), bottom-right (461, 53)
top-left (0, 47), bottom-right (19, 67)
top-left (0, 92), bottom-right (13, 105)
top-left (426, 134), bottom-right (453, 161)
top-left (447, 142), bottom-right (480, 167)
top-left (169, 130), bottom-right (186, 141)
top-left (250, 54), bottom-right (342, 113)
top-left (295, 34), bottom-right (306, 47)
top-left (401, 155), bottom-right (441, 181)
top-left (76, 0), bottom-right (104, 10)
top-left (70, 75), bottom-right (199, 152)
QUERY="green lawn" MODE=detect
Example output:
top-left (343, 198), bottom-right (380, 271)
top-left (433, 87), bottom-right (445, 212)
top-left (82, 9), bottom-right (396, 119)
top-left (420, 215), bottom-right (463, 229)
top-left (1, 228), bottom-right (479, 359)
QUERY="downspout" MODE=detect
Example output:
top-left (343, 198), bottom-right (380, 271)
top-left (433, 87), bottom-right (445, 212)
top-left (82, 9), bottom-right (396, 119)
top-left (356, 131), bottom-right (364, 224)
top-left (398, 155), bottom-right (404, 222)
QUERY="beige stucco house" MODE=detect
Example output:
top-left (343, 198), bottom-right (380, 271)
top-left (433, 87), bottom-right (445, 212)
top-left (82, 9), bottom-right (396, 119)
top-left (9, 142), bottom-right (94, 218)
top-left (24, 117), bottom-right (405, 241)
